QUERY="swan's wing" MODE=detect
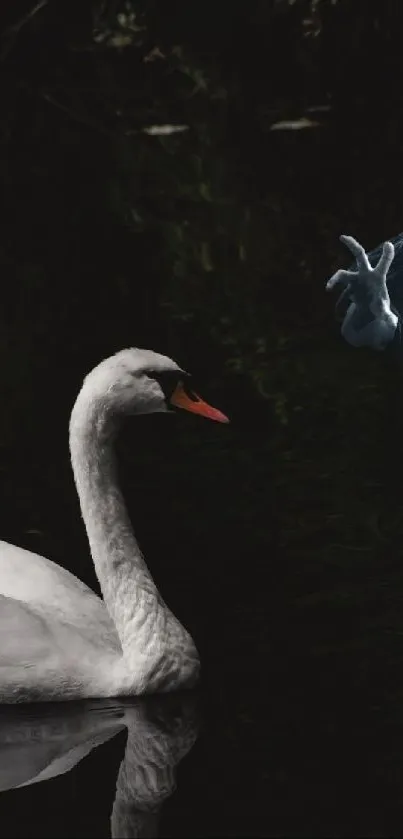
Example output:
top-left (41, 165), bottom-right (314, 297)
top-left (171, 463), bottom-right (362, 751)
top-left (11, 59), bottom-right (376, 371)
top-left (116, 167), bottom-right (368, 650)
top-left (0, 594), bottom-right (54, 666)
top-left (0, 540), bottom-right (120, 652)
top-left (0, 593), bottom-right (73, 703)
top-left (0, 593), bottom-right (124, 702)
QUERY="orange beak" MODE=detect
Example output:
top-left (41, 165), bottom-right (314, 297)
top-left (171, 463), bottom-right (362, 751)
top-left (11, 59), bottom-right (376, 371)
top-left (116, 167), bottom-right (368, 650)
top-left (169, 382), bottom-right (229, 423)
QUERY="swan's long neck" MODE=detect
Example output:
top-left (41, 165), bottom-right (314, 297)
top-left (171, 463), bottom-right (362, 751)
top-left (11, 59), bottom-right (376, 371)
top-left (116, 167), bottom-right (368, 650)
top-left (69, 391), bottom-right (173, 664)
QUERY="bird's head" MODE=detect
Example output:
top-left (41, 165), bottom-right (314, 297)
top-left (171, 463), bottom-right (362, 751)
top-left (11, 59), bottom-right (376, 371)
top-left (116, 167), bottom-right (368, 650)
top-left (76, 347), bottom-right (229, 423)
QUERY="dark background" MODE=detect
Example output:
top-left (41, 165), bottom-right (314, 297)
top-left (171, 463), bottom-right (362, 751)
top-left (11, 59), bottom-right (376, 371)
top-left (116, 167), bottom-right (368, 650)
top-left (2, 0), bottom-right (403, 835)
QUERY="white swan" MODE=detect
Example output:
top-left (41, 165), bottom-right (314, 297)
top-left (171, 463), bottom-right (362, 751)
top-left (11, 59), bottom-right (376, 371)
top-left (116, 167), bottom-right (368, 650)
top-left (0, 348), bottom-right (228, 703)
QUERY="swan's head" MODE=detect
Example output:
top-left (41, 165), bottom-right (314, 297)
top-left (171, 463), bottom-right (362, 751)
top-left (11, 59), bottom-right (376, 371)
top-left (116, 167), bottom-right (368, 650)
top-left (77, 348), bottom-right (229, 423)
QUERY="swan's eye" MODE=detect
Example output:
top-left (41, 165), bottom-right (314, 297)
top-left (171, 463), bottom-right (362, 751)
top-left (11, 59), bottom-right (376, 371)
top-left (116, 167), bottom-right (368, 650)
top-left (148, 369), bottom-right (190, 402)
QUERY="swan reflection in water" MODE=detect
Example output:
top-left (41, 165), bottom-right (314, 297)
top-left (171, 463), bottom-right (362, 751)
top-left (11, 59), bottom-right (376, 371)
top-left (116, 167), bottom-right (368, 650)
top-left (0, 693), bottom-right (199, 837)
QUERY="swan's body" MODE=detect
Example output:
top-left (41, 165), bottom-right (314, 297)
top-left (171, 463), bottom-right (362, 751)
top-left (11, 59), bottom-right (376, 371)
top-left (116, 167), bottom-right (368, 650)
top-left (0, 348), bottom-right (228, 703)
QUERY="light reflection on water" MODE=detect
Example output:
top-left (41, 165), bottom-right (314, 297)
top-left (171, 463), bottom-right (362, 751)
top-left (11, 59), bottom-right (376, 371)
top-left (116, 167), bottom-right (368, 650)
top-left (0, 693), bottom-right (199, 838)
